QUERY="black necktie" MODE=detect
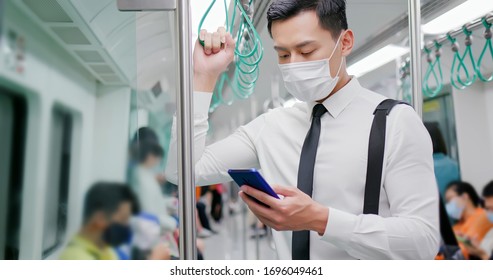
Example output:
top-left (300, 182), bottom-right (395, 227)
top-left (292, 104), bottom-right (327, 260)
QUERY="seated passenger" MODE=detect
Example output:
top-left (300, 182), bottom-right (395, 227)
top-left (132, 139), bottom-right (178, 233)
top-left (445, 181), bottom-right (493, 258)
top-left (462, 181), bottom-right (493, 260)
top-left (424, 122), bottom-right (460, 197)
top-left (59, 182), bottom-right (139, 260)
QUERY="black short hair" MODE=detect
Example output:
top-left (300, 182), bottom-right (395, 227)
top-left (132, 127), bottom-right (159, 145)
top-left (483, 181), bottom-right (493, 198)
top-left (446, 181), bottom-right (481, 207)
top-left (424, 122), bottom-right (448, 155)
top-left (136, 140), bottom-right (164, 163)
top-left (83, 182), bottom-right (140, 224)
top-left (267, 0), bottom-right (348, 39)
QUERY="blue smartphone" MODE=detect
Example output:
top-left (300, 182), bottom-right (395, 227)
top-left (228, 169), bottom-right (280, 207)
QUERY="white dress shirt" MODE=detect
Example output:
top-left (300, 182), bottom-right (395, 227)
top-left (165, 77), bottom-right (440, 259)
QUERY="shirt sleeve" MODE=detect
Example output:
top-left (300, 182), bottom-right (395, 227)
top-left (165, 92), bottom-right (262, 186)
top-left (319, 105), bottom-right (441, 259)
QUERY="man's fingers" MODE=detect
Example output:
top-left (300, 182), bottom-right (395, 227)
top-left (239, 191), bottom-right (273, 217)
top-left (272, 185), bottom-right (298, 196)
top-left (241, 185), bottom-right (279, 208)
top-left (204, 33), bottom-right (212, 55)
top-left (224, 32), bottom-right (236, 52)
top-left (217, 27), bottom-right (227, 44)
top-left (212, 32), bottom-right (221, 53)
top-left (199, 29), bottom-right (207, 41)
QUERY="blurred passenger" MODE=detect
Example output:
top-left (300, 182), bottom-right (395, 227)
top-left (130, 212), bottom-right (175, 260)
top-left (59, 182), bottom-right (139, 260)
top-left (209, 184), bottom-right (224, 223)
top-left (133, 143), bottom-right (208, 258)
top-left (196, 186), bottom-right (214, 237)
top-left (127, 127), bottom-right (160, 183)
top-left (445, 181), bottom-right (493, 258)
top-left (424, 122), bottom-right (460, 197)
top-left (462, 181), bottom-right (493, 260)
top-left (133, 139), bottom-right (178, 233)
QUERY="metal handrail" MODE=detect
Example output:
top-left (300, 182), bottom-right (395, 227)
top-left (408, 0), bottom-right (423, 118)
top-left (176, 0), bottom-right (197, 260)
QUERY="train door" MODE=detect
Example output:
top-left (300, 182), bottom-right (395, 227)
top-left (0, 94), bottom-right (12, 260)
top-left (0, 87), bottom-right (27, 260)
top-left (41, 108), bottom-right (73, 258)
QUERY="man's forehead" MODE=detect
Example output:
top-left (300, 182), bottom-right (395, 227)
top-left (271, 11), bottom-right (323, 35)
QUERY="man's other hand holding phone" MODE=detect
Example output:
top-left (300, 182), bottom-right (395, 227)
top-left (239, 185), bottom-right (329, 236)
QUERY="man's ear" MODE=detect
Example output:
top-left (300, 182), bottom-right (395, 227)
top-left (92, 211), bottom-right (109, 230)
top-left (341, 29), bottom-right (354, 57)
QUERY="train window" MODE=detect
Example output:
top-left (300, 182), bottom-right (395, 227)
top-left (42, 107), bottom-right (73, 258)
top-left (0, 87), bottom-right (27, 260)
top-left (423, 91), bottom-right (460, 162)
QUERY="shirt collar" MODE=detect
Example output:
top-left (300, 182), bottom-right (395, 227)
top-left (72, 234), bottom-right (114, 260)
top-left (305, 76), bottom-right (361, 120)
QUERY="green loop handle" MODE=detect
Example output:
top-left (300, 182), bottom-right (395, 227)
top-left (200, 0), bottom-right (263, 113)
top-left (477, 18), bottom-right (493, 82)
top-left (455, 27), bottom-right (477, 87)
top-left (448, 34), bottom-right (467, 90)
top-left (423, 43), bottom-right (444, 98)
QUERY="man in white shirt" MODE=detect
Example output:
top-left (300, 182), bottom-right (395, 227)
top-left (166, 0), bottom-right (440, 259)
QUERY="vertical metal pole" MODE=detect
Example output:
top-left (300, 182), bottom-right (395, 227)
top-left (176, 0), bottom-right (197, 260)
top-left (255, 223), bottom-right (260, 259)
top-left (242, 203), bottom-right (247, 259)
top-left (408, 0), bottom-right (423, 118)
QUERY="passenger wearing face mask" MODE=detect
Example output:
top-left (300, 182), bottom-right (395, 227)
top-left (166, 0), bottom-right (439, 259)
top-left (444, 181), bottom-right (493, 259)
top-left (461, 181), bottom-right (493, 260)
top-left (59, 182), bottom-right (142, 260)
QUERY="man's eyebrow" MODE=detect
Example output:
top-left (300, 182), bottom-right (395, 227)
top-left (273, 40), bottom-right (316, 51)
top-left (273, 45), bottom-right (288, 51)
top-left (295, 40), bottom-right (316, 48)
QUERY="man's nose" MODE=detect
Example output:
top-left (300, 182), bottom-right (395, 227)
top-left (289, 54), bottom-right (305, 64)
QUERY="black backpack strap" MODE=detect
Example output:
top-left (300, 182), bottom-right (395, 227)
top-left (363, 99), bottom-right (409, 215)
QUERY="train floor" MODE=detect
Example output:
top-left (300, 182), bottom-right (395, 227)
top-left (202, 205), bottom-right (278, 260)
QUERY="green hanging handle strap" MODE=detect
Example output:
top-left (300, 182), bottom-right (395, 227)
top-left (448, 34), bottom-right (467, 90)
top-left (455, 26), bottom-right (478, 87)
top-left (423, 41), bottom-right (444, 98)
top-left (477, 17), bottom-right (493, 82)
top-left (398, 61), bottom-right (412, 103)
top-left (199, 0), bottom-right (264, 112)
top-left (215, 73), bottom-right (235, 105)
top-left (231, 0), bottom-right (263, 100)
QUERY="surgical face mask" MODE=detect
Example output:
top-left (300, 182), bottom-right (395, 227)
top-left (487, 211), bottom-right (493, 223)
top-left (278, 34), bottom-right (344, 102)
top-left (103, 223), bottom-right (132, 247)
top-left (446, 199), bottom-right (465, 220)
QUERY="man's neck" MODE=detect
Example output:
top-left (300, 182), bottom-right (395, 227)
top-left (316, 72), bottom-right (351, 104)
top-left (79, 227), bottom-right (105, 249)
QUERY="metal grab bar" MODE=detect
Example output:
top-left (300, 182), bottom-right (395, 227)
top-left (424, 13), bottom-right (493, 50)
top-left (176, 0), bottom-right (197, 260)
top-left (408, 0), bottom-right (423, 118)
